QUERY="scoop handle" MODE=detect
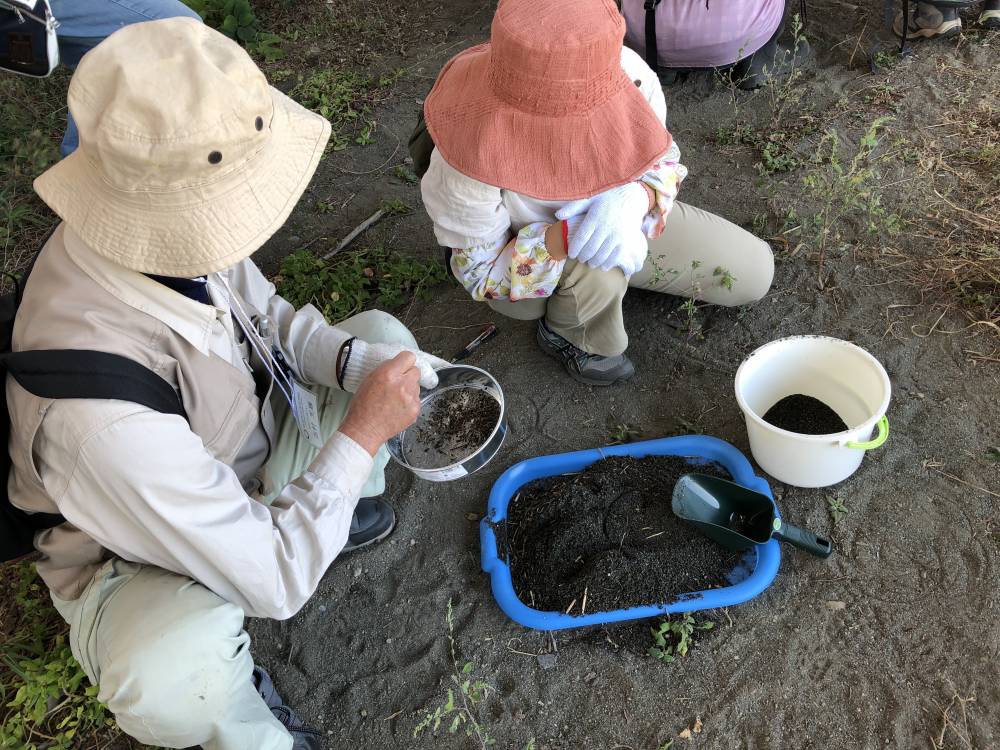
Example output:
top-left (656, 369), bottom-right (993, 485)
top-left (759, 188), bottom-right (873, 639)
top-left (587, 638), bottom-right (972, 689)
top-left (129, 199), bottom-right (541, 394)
top-left (773, 522), bottom-right (833, 558)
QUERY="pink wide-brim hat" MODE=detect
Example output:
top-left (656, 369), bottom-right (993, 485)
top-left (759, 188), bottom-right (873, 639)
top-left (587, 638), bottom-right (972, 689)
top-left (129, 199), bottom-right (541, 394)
top-left (423, 0), bottom-right (671, 201)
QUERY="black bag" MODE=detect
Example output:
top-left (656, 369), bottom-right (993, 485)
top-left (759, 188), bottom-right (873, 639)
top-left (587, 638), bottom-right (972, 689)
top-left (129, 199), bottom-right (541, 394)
top-left (0, 0), bottom-right (59, 77)
top-left (0, 241), bottom-right (185, 564)
top-left (407, 107), bottom-right (435, 180)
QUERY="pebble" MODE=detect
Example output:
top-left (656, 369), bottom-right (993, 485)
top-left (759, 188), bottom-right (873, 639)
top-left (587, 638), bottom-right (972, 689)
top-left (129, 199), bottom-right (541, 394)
top-left (354, 568), bottom-right (362, 578)
top-left (537, 653), bottom-right (558, 670)
top-left (825, 600), bottom-right (847, 610)
top-left (360, 710), bottom-right (367, 718)
top-left (410, 538), bottom-right (417, 546)
top-left (583, 671), bottom-right (597, 684)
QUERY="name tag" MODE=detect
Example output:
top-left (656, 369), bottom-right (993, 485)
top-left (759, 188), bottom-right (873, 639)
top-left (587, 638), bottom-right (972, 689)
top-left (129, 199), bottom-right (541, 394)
top-left (291, 379), bottom-right (324, 449)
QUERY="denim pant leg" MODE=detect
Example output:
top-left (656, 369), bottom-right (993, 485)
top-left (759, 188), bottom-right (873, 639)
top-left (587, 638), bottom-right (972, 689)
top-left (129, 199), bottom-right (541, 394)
top-left (50, 0), bottom-right (202, 155)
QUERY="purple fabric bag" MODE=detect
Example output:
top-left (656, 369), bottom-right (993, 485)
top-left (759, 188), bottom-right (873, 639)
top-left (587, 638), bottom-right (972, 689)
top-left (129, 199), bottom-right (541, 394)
top-left (622, 0), bottom-right (785, 70)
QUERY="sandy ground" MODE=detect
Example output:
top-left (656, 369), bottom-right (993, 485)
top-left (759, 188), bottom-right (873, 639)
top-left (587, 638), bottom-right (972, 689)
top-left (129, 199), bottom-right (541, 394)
top-left (238, 2), bottom-right (1000, 748)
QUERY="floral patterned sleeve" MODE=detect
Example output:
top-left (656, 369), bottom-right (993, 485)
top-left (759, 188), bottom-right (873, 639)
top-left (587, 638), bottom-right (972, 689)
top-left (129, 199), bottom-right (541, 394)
top-left (638, 140), bottom-right (688, 239)
top-left (450, 222), bottom-right (565, 302)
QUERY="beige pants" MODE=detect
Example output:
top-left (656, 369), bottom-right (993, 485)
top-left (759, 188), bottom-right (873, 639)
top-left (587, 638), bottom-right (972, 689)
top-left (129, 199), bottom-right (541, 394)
top-left (51, 309), bottom-right (415, 750)
top-left (488, 201), bottom-right (775, 356)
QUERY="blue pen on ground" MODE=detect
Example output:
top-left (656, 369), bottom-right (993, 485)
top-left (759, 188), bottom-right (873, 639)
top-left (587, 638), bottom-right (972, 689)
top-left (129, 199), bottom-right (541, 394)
top-left (451, 324), bottom-right (498, 362)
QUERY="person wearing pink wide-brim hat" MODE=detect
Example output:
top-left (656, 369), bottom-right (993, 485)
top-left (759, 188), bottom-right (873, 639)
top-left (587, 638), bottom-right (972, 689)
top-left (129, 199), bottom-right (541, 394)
top-left (420, 0), bottom-right (775, 386)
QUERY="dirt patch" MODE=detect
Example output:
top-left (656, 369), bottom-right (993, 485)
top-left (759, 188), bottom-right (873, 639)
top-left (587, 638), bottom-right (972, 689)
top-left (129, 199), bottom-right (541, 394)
top-left (762, 394), bottom-right (850, 434)
top-left (505, 456), bottom-right (742, 614)
top-left (405, 387), bottom-right (499, 468)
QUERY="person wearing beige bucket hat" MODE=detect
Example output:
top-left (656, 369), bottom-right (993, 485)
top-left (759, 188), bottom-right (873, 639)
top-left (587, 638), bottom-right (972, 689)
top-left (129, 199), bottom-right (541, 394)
top-left (7, 17), bottom-right (448, 750)
top-left (420, 0), bottom-right (775, 386)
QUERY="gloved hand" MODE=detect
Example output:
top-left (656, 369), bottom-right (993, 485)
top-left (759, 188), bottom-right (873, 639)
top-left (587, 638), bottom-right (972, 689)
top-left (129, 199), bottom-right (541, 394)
top-left (563, 214), bottom-right (649, 277)
top-left (341, 341), bottom-right (449, 393)
top-left (555, 182), bottom-right (651, 268)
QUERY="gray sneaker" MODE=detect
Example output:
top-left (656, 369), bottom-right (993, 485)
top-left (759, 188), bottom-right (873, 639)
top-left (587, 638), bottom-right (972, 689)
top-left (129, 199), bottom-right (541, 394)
top-left (535, 320), bottom-right (635, 386)
top-left (982, 0), bottom-right (1000, 29)
top-left (893, 2), bottom-right (962, 39)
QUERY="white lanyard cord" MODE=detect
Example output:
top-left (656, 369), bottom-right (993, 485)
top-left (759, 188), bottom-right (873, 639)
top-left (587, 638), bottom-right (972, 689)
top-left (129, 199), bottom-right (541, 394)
top-left (210, 277), bottom-right (295, 409)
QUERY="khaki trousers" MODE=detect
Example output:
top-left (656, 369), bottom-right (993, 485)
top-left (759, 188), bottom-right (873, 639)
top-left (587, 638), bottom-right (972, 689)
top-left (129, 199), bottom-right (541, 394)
top-left (51, 309), bottom-right (415, 750)
top-left (488, 201), bottom-right (775, 357)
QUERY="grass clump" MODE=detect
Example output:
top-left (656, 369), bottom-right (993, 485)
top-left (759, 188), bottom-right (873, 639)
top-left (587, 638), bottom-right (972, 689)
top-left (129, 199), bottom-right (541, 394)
top-left (275, 246), bottom-right (449, 323)
top-left (0, 563), bottom-right (121, 750)
top-left (291, 69), bottom-right (401, 151)
top-left (0, 73), bottom-right (64, 281)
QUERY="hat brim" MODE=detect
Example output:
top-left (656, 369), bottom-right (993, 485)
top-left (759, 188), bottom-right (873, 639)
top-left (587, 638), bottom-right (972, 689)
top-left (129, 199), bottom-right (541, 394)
top-left (33, 87), bottom-right (331, 277)
top-left (424, 44), bottom-right (671, 201)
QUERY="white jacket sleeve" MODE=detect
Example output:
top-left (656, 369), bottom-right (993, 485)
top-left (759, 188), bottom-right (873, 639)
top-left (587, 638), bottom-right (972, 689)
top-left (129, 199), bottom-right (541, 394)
top-left (38, 402), bottom-right (372, 619)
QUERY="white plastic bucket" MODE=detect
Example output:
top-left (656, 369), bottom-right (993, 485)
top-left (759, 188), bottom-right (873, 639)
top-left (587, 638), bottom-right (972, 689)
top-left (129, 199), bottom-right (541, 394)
top-left (734, 336), bottom-right (891, 488)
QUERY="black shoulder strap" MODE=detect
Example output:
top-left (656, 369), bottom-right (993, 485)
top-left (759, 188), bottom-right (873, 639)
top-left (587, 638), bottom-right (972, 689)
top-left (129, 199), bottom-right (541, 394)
top-left (3, 349), bottom-right (185, 418)
top-left (644, 0), bottom-right (661, 73)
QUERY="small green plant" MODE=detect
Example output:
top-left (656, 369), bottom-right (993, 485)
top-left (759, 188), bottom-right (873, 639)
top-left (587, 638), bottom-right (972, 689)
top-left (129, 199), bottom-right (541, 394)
top-left (713, 266), bottom-right (736, 291)
top-left (715, 123), bottom-right (755, 147)
top-left (181, 0), bottom-right (284, 61)
top-left (800, 116), bottom-right (901, 285)
top-left (757, 138), bottom-right (801, 175)
top-left (290, 69), bottom-right (402, 152)
top-left (393, 165), bottom-right (419, 184)
top-left (872, 49), bottom-right (900, 71)
top-left (827, 496), bottom-right (848, 525)
top-left (275, 246), bottom-right (450, 323)
top-left (290, 70), bottom-right (378, 151)
top-left (1, 564), bottom-right (117, 750)
top-left (413, 599), bottom-right (495, 747)
top-left (379, 198), bottom-right (412, 216)
top-left (648, 614), bottom-right (715, 663)
top-left (608, 421), bottom-right (642, 445)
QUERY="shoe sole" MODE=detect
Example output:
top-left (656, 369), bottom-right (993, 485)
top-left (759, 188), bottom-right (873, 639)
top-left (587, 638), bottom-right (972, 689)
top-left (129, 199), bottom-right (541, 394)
top-left (535, 328), bottom-right (635, 387)
top-left (893, 19), bottom-right (962, 39)
top-left (342, 510), bottom-right (396, 552)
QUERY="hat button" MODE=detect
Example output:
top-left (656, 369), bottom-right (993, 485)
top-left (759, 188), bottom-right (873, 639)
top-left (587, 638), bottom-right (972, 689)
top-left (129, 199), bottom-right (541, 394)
top-left (208, 151), bottom-right (223, 164)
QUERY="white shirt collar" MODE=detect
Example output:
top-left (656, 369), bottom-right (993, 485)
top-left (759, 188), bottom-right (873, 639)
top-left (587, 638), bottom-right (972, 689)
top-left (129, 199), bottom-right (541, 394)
top-left (62, 225), bottom-right (229, 356)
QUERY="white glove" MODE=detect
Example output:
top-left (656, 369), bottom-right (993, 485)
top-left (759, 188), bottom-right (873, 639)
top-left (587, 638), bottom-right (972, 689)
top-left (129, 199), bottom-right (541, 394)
top-left (563, 214), bottom-right (649, 277)
top-left (556, 182), bottom-right (651, 269)
top-left (341, 341), bottom-right (449, 393)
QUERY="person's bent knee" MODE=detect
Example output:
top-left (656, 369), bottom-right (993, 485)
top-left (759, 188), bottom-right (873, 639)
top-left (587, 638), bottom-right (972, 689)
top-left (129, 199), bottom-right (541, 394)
top-left (739, 239), bottom-right (775, 304)
top-left (97, 590), bottom-right (250, 746)
top-left (716, 238), bottom-right (774, 307)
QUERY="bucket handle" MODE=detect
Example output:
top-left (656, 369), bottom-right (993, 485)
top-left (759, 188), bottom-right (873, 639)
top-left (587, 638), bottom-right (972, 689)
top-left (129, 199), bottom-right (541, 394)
top-left (844, 416), bottom-right (889, 450)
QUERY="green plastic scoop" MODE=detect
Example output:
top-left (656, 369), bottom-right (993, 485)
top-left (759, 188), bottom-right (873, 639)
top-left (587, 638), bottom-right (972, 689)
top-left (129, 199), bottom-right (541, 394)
top-left (672, 473), bottom-right (833, 558)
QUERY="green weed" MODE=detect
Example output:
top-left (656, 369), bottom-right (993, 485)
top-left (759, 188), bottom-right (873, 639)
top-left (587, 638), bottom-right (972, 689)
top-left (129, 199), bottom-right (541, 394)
top-left (289, 70), bottom-right (384, 151)
top-left (800, 116), bottom-right (902, 284)
top-left (0, 564), bottom-right (118, 750)
top-left (274, 246), bottom-right (449, 323)
top-left (827, 496), bottom-right (848, 525)
top-left (713, 266), bottom-right (736, 291)
top-left (393, 165), bottom-right (419, 184)
top-left (181, 0), bottom-right (285, 61)
top-left (648, 614), bottom-right (715, 664)
top-left (607, 421), bottom-right (643, 445)
top-left (757, 138), bottom-right (801, 175)
top-left (413, 599), bottom-right (495, 747)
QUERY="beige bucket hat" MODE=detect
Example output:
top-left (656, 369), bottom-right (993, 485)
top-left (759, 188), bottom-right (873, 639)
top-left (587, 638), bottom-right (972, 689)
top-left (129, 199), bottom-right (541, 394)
top-left (34, 17), bottom-right (331, 277)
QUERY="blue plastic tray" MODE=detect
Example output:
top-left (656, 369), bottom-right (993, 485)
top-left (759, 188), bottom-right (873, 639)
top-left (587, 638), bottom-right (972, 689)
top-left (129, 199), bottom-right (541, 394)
top-left (479, 435), bottom-right (781, 631)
